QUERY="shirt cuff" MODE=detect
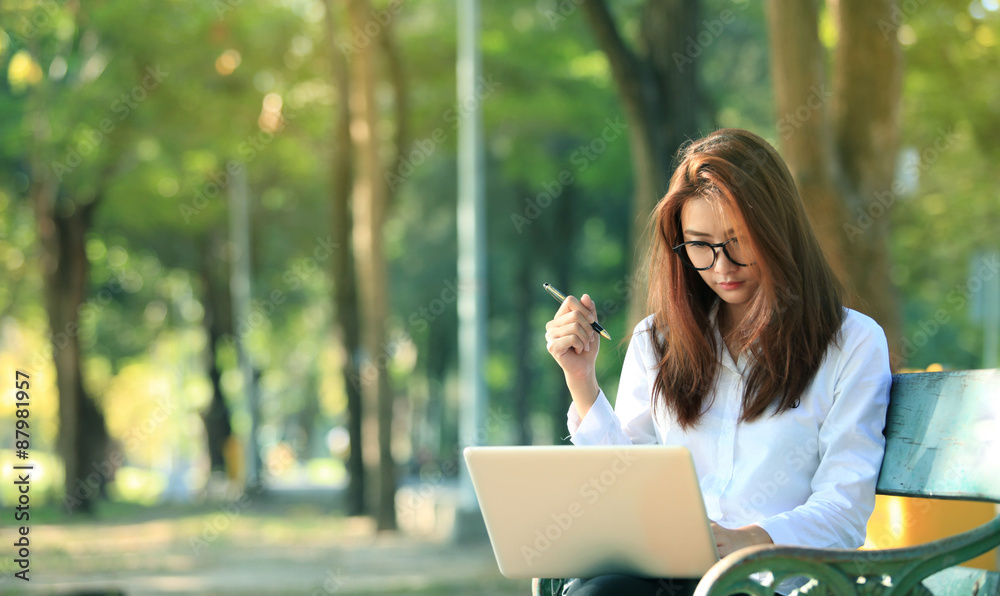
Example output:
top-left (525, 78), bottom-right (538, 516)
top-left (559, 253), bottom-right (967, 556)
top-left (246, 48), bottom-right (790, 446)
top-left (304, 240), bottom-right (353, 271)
top-left (567, 390), bottom-right (628, 445)
top-left (754, 513), bottom-right (811, 548)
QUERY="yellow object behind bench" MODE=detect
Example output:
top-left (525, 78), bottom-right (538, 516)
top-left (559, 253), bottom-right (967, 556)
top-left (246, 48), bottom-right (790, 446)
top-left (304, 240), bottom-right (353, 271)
top-left (864, 495), bottom-right (998, 571)
top-left (223, 436), bottom-right (244, 485)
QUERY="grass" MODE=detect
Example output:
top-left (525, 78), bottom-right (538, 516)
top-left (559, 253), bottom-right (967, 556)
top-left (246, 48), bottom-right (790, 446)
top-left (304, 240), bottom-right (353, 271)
top-left (0, 496), bottom-right (527, 595)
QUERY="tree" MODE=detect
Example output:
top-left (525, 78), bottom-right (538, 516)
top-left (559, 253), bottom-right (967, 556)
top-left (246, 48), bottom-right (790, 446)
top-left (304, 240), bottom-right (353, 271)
top-left (766, 0), bottom-right (903, 364)
top-left (883, 0), bottom-right (1000, 370)
top-left (198, 230), bottom-right (234, 477)
top-left (580, 0), bottom-right (709, 323)
top-left (323, 0), bottom-right (366, 517)
top-left (341, 0), bottom-right (410, 531)
top-left (2, 0), bottom-right (342, 506)
top-left (6, 2), bottom-right (140, 512)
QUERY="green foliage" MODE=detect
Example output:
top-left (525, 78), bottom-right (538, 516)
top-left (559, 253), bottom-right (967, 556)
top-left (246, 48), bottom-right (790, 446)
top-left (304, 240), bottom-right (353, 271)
top-left (0, 0), bottom-right (997, 505)
top-left (888, 0), bottom-right (1000, 369)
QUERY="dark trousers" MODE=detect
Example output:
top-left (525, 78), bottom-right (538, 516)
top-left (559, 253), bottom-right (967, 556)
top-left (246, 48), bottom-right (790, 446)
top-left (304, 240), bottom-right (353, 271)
top-left (563, 575), bottom-right (700, 596)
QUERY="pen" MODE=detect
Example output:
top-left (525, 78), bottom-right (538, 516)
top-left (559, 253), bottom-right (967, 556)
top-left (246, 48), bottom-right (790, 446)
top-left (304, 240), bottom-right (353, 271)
top-left (543, 282), bottom-right (612, 341)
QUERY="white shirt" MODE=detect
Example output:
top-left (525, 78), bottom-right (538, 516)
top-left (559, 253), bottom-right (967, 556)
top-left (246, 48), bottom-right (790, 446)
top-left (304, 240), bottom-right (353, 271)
top-left (568, 303), bottom-right (891, 550)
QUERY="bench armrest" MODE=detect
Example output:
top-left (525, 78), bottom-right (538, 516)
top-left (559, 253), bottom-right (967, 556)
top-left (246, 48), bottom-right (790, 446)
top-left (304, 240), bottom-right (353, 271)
top-left (694, 514), bottom-right (1000, 596)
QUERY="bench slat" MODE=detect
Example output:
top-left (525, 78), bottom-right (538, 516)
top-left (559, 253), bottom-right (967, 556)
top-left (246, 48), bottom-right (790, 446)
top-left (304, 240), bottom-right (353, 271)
top-left (921, 565), bottom-right (1000, 596)
top-left (877, 369), bottom-right (1000, 503)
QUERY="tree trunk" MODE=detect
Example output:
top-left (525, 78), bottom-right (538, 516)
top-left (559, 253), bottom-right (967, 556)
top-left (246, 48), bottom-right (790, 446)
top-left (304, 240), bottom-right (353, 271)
top-left (513, 239), bottom-right (534, 446)
top-left (766, 0), bottom-right (903, 366)
top-left (201, 332), bottom-right (232, 474)
top-left (581, 0), bottom-right (707, 327)
top-left (425, 311), bottom-right (453, 459)
top-left (323, 0), bottom-right (367, 517)
top-left (348, 0), bottom-right (397, 532)
top-left (34, 183), bottom-right (110, 514)
top-left (199, 234), bottom-right (234, 476)
top-left (297, 373), bottom-right (321, 455)
top-left (548, 182), bottom-right (576, 444)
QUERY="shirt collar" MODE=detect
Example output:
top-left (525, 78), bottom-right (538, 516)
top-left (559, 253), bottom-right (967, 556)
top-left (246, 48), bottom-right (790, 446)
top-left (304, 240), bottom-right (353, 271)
top-left (709, 300), bottom-right (747, 375)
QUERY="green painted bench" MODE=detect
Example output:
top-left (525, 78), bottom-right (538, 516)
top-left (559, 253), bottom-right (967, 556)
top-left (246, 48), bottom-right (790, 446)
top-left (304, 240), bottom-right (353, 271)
top-left (534, 368), bottom-right (1000, 596)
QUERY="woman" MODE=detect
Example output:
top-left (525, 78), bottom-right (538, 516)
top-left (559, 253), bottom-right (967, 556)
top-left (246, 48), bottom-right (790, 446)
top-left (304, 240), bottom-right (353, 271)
top-left (543, 129), bottom-right (891, 595)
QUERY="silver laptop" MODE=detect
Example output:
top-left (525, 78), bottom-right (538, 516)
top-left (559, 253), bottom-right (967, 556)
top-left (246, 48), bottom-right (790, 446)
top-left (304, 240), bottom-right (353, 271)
top-left (464, 445), bottom-right (719, 579)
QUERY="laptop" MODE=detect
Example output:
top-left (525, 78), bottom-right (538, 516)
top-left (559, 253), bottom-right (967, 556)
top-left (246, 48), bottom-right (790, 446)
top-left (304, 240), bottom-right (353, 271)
top-left (463, 445), bottom-right (719, 580)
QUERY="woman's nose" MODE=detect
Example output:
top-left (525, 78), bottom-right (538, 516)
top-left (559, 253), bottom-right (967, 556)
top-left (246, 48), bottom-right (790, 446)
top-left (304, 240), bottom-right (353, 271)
top-left (713, 249), bottom-right (737, 273)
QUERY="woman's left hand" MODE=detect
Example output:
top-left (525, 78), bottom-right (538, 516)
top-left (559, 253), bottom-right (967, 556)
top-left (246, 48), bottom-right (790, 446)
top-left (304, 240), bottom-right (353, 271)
top-left (710, 522), bottom-right (774, 558)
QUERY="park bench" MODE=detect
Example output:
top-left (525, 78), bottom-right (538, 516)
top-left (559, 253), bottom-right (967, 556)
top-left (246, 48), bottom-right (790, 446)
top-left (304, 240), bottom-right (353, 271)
top-left (533, 368), bottom-right (1000, 596)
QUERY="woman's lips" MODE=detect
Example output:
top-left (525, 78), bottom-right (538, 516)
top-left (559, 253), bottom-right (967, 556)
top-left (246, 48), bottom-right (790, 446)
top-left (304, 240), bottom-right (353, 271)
top-left (718, 281), bottom-right (744, 290)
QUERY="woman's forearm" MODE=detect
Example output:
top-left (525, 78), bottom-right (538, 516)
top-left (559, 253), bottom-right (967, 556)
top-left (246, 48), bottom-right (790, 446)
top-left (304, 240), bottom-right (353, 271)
top-left (565, 373), bottom-right (600, 420)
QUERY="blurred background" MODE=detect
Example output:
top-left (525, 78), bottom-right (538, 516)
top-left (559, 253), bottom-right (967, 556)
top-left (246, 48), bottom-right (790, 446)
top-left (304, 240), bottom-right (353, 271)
top-left (0, 0), bottom-right (998, 593)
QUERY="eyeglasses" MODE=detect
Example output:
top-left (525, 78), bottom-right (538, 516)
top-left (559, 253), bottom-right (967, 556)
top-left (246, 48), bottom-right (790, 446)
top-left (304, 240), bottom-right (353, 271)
top-left (672, 238), bottom-right (751, 271)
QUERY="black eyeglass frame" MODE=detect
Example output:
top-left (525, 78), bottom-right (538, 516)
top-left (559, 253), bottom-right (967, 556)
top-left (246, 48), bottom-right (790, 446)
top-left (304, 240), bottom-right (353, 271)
top-left (671, 238), bottom-right (751, 271)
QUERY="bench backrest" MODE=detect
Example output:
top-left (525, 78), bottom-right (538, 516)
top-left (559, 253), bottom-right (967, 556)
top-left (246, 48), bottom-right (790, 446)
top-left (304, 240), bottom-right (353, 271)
top-left (876, 368), bottom-right (1000, 503)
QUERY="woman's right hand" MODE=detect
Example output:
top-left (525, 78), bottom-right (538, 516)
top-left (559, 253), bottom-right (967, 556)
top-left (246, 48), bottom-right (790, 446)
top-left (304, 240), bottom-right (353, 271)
top-left (545, 293), bottom-right (601, 417)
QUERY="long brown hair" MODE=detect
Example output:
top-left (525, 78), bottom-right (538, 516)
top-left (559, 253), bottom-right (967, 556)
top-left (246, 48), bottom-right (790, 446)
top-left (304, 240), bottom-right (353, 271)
top-left (647, 128), bottom-right (844, 429)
